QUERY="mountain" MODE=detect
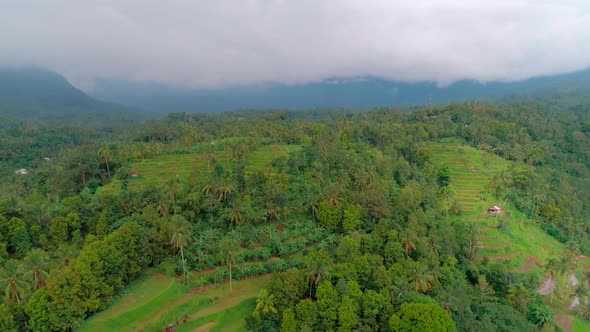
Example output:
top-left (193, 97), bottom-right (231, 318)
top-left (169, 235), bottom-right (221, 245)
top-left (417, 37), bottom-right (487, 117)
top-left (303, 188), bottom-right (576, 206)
top-left (0, 67), bottom-right (145, 124)
top-left (90, 68), bottom-right (590, 113)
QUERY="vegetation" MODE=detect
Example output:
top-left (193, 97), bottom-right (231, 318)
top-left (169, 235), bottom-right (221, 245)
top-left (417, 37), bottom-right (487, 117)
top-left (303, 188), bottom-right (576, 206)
top-left (0, 94), bottom-right (588, 331)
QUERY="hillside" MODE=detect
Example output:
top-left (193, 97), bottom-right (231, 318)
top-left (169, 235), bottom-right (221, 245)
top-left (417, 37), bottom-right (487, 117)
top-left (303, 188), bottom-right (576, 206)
top-left (0, 99), bottom-right (588, 332)
top-left (0, 67), bottom-right (145, 124)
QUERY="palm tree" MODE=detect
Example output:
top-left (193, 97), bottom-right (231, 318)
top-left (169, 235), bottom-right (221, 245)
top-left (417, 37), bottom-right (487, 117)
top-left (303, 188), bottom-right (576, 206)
top-left (465, 224), bottom-right (480, 258)
top-left (401, 232), bottom-right (417, 257)
top-left (529, 303), bottom-right (553, 327)
top-left (168, 216), bottom-right (193, 284)
top-left (0, 260), bottom-right (29, 303)
top-left (306, 252), bottom-right (331, 297)
top-left (24, 248), bottom-right (49, 290)
top-left (408, 264), bottom-right (435, 293)
top-left (219, 234), bottom-right (240, 293)
top-left (98, 146), bottom-right (112, 179)
top-left (254, 289), bottom-right (278, 318)
top-left (475, 275), bottom-right (495, 303)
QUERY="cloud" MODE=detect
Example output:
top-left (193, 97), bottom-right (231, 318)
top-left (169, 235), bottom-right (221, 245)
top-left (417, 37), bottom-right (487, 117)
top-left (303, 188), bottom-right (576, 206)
top-left (1, 0), bottom-right (590, 89)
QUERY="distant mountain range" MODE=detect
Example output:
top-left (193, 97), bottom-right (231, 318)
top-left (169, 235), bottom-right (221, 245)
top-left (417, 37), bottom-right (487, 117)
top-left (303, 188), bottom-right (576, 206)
top-left (0, 67), bottom-right (144, 124)
top-left (2, 66), bottom-right (590, 120)
top-left (90, 68), bottom-right (590, 113)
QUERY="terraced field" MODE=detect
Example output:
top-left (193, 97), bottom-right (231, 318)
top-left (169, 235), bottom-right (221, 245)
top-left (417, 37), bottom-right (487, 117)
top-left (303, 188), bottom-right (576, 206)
top-left (77, 219), bottom-right (326, 331)
top-left (425, 141), bottom-right (562, 269)
top-left (78, 273), bottom-right (270, 332)
top-left (100, 144), bottom-right (301, 192)
top-left (426, 140), bottom-right (590, 331)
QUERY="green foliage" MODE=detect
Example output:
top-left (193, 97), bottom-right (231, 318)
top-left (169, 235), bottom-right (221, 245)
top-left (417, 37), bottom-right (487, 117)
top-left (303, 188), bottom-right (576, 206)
top-left (280, 308), bottom-right (298, 332)
top-left (0, 303), bottom-right (17, 332)
top-left (389, 303), bottom-right (456, 332)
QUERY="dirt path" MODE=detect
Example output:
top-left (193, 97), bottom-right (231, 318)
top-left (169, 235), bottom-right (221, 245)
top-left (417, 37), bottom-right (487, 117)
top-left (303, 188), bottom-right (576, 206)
top-left (554, 315), bottom-right (573, 332)
top-left (483, 241), bottom-right (511, 249)
top-left (476, 252), bottom-right (517, 260)
top-left (537, 274), bottom-right (556, 295)
top-left (517, 255), bottom-right (542, 273)
top-left (192, 322), bottom-right (216, 332)
top-left (142, 274), bottom-right (271, 328)
top-left (188, 289), bottom-right (259, 320)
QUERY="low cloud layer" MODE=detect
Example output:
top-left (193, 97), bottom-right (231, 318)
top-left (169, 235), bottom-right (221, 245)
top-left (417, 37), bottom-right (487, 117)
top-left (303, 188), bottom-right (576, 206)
top-left (2, 0), bottom-right (590, 89)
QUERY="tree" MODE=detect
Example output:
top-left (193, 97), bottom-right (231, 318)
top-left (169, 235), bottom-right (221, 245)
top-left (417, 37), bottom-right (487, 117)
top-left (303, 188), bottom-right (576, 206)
top-left (389, 303), bottom-right (456, 332)
top-left (296, 299), bottom-right (319, 331)
top-left (527, 302), bottom-right (553, 328)
top-left (408, 263), bottom-right (435, 293)
top-left (0, 303), bottom-right (17, 332)
top-left (24, 248), bottom-right (49, 290)
top-left (316, 281), bottom-right (339, 331)
top-left (168, 215), bottom-right (193, 284)
top-left (437, 164), bottom-right (451, 187)
top-left (98, 146), bottom-right (112, 179)
top-left (219, 233), bottom-right (240, 292)
top-left (280, 308), bottom-right (298, 332)
top-left (507, 283), bottom-right (530, 314)
top-left (475, 275), bottom-right (495, 303)
top-left (254, 289), bottom-right (278, 318)
top-left (306, 251), bottom-right (332, 297)
top-left (0, 260), bottom-right (28, 304)
top-left (338, 295), bottom-right (360, 332)
top-left (401, 232), bottom-right (417, 257)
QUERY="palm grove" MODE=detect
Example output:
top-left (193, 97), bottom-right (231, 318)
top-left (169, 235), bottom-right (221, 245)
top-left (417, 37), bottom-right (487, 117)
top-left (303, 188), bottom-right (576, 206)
top-left (0, 94), bottom-right (588, 331)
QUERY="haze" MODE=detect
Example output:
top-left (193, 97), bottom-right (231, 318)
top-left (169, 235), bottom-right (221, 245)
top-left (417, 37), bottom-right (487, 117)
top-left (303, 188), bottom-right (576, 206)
top-left (1, 0), bottom-right (590, 90)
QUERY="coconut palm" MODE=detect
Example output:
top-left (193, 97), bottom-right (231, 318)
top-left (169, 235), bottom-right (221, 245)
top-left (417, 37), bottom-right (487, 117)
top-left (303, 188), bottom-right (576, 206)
top-left (219, 233), bottom-right (240, 292)
top-left (0, 260), bottom-right (29, 303)
top-left (306, 252), bottom-right (331, 297)
top-left (408, 264), bottom-right (435, 293)
top-left (24, 248), bottom-right (49, 290)
top-left (475, 275), bottom-right (495, 303)
top-left (254, 289), bottom-right (278, 318)
top-left (168, 216), bottom-right (193, 284)
top-left (401, 232), bottom-right (417, 257)
top-left (98, 146), bottom-right (112, 179)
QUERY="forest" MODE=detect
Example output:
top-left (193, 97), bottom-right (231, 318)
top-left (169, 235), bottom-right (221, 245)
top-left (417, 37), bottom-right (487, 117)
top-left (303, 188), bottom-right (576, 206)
top-left (0, 95), bottom-right (589, 331)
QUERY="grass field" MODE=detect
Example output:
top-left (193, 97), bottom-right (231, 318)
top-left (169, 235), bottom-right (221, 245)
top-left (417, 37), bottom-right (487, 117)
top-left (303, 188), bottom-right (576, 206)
top-left (78, 273), bottom-right (271, 332)
top-left (100, 144), bottom-right (301, 192)
top-left (425, 140), bottom-right (563, 270)
top-left (425, 140), bottom-right (590, 331)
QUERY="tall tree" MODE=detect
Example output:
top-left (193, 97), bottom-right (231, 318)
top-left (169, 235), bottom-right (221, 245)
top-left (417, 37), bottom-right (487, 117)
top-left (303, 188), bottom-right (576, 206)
top-left (0, 259), bottom-right (28, 303)
top-left (24, 248), bottom-right (49, 290)
top-left (168, 215), bottom-right (193, 284)
top-left (254, 289), bottom-right (278, 318)
top-left (306, 251), bottom-right (332, 297)
top-left (98, 146), bottom-right (112, 180)
top-left (219, 233), bottom-right (240, 292)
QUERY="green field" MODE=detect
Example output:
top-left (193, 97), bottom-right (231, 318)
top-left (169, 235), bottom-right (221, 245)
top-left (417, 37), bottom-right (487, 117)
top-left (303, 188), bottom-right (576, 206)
top-left (425, 140), bottom-right (590, 331)
top-left (78, 273), bottom-right (270, 332)
top-left (425, 141), bottom-right (563, 269)
top-left (101, 144), bottom-right (301, 191)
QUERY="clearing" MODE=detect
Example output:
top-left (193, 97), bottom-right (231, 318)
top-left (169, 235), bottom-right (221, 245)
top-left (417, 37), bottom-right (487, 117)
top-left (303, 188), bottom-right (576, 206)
top-left (78, 274), bottom-right (271, 332)
top-left (100, 143), bottom-right (301, 192)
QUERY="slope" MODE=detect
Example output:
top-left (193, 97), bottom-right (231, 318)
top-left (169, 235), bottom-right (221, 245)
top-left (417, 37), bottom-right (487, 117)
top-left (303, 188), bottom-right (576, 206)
top-left (0, 67), bottom-right (145, 124)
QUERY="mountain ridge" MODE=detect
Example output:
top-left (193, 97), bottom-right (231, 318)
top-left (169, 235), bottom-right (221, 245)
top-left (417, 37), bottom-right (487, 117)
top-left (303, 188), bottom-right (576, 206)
top-left (0, 67), bottom-right (145, 124)
top-left (89, 68), bottom-right (590, 113)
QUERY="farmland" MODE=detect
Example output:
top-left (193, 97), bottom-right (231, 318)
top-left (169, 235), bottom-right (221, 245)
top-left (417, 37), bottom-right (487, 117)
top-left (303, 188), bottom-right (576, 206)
top-left (100, 143), bottom-right (301, 191)
top-left (426, 140), bottom-right (590, 331)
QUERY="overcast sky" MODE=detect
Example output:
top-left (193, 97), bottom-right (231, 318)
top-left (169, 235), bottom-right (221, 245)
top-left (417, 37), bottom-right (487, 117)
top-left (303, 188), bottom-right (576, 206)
top-left (1, 0), bottom-right (590, 90)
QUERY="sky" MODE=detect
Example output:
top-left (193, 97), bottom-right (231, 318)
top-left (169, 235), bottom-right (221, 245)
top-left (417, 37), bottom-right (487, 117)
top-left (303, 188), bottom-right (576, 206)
top-left (1, 0), bottom-right (590, 90)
